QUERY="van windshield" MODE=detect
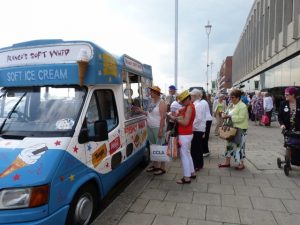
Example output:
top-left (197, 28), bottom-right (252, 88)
top-left (0, 86), bottom-right (86, 137)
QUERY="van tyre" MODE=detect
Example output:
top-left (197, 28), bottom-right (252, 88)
top-left (66, 183), bottom-right (98, 225)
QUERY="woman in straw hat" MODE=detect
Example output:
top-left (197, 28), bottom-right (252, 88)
top-left (167, 90), bottom-right (196, 184)
top-left (134, 86), bottom-right (168, 175)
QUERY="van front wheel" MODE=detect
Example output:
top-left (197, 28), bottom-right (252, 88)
top-left (66, 184), bottom-right (98, 225)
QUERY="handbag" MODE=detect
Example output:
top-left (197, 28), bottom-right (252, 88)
top-left (150, 144), bottom-right (171, 162)
top-left (261, 113), bottom-right (269, 125)
top-left (167, 136), bottom-right (178, 158)
top-left (218, 118), bottom-right (237, 141)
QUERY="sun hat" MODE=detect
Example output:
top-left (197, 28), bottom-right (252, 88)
top-left (149, 86), bottom-right (162, 95)
top-left (169, 85), bottom-right (177, 90)
top-left (189, 88), bottom-right (202, 96)
top-left (285, 87), bottom-right (298, 96)
top-left (177, 90), bottom-right (190, 102)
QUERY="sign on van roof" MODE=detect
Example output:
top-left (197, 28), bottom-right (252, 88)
top-left (0, 40), bottom-right (152, 87)
top-left (0, 43), bottom-right (93, 68)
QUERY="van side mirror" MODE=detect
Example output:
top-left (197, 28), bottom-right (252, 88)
top-left (78, 120), bottom-right (109, 144)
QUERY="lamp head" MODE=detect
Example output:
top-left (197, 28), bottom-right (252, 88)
top-left (205, 21), bottom-right (212, 35)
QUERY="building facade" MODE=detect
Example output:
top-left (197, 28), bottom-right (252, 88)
top-left (218, 56), bottom-right (232, 94)
top-left (232, 0), bottom-right (300, 94)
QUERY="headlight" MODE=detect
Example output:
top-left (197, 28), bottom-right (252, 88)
top-left (0, 185), bottom-right (49, 209)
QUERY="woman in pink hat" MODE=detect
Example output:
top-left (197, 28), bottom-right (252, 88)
top-left (278, 87), bottom-right (300, 165)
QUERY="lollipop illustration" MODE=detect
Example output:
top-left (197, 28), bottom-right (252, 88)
top-left (0, 144), bottom-right (48, 178)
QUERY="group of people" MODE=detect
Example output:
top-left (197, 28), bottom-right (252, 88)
top-left (135, 84), bottom-right (299, 184)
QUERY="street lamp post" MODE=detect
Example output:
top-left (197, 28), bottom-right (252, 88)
top-left (175, 0), bottom-right (178, 88)
top-left (205, 21), bottom-right (212, 94)
top-left (210, 61), bottom-right (213, 93)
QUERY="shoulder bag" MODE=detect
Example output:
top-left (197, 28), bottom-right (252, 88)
top-left (219, 118), bottom-right (237, 141)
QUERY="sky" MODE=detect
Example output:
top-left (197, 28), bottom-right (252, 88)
top-left (0, 0), bottom-right (254, 94)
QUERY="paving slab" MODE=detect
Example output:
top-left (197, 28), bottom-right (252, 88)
top-left (239, 208), bottom-right (278, 225)
top-left (208, 183), bottom-right (235, 195)
top-left (117, 212), bottom-right (155, 225)
top-left (128, 198), bottom-right (149, 213)
top-left (152, 215), bottom-right (187, 225)
top-left (260, 187), bottom-right (294, 199)
top-left (188, 219), bottom-right (222, 225)
top-left (221, 194), bottom-right (252, 209)
top-left (273, 212), bottom-right (300, 225)
top-left (196, 175), bottom-right (220, 184)
top-left (221, 176), bottom-right (245, 185)
top-left (139, 189), bottom-right (167, 200)
top-left (164, 190), bottom-right (193, 203)
top-left (143, 200), bottom-right (176, 216)
top-left (281, 199), bottom-right (300, 213)
top-left (244, 177), bottom-right (272, 187)
top-left (192, 192), bottom-right (221, 206)
top-left (182, 182), bottom-right (208, 193)
top-left (174, 203), bottom-right (206, 220)
top-left (233, 185), bottom-right (263, 197)
top-left (92, 122), bottom-right (300, 225)
top-left (158, 180), bottom-right (183, 191)
top-left (251, 197), bottom-right (286, 212)
top-left (288, 188), bottom-right (300, 200)
top-left (206, 206), bottom-right (240, 224)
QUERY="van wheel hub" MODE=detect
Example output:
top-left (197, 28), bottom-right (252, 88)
top-left (74, 193), bottom-right (93, 225)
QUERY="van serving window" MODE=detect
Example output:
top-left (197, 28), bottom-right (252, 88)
top-left (86, 89), bottom-right (118, 136)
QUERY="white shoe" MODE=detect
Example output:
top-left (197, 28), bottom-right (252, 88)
top-left (203, 153), bottom-right (210, 157)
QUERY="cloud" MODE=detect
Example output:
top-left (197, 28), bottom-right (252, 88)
top-left (0, 0), bottom-right (254, 93)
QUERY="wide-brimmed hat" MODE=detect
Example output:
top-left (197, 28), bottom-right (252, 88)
top-left (178, 90), bottom-right (190, 102)
top-left (149, 86), bottom-right (162, 95)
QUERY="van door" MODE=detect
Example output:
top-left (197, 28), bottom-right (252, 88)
top-left (84, 89), bottom-right (122, 174)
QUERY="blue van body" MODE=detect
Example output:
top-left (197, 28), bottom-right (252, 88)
top-left (0, 40), bottom-right (152, 225)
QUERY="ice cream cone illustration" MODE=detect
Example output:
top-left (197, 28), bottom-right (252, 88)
top-left (0, 144), bottom-right (47, 178)
top-left (77, 48), bottom-right (90, 87)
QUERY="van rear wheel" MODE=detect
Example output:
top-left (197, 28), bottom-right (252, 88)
top-left (66, 184), bottom-right (98, 225)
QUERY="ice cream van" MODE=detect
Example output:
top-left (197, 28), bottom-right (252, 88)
top-left (0, 40), bottom-right (152, 225)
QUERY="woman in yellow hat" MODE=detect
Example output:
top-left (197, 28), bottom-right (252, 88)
top-left (168, 90), bottom-right (196, 184)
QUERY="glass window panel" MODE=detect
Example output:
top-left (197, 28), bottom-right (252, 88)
top-left (281, 60), bottom-right (291, 86)
top-left (291, 55), bottom-right (300, 86)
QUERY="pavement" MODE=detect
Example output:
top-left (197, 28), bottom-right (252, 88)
top-left (92, 120), bottom-right (300, 225)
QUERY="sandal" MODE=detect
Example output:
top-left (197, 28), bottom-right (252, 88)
top-left (153, 168), bottom-right (166, 175)
top-left (176, 178), bottom-right (191, 184)
top-left (218, 163), bottom-right (230, 168)
top-left (146, 166), bottom-right (159, 172)
top-left (235, 165), bottom-right (245, 170)
top-left (191, 175), bottom-right (197, 179)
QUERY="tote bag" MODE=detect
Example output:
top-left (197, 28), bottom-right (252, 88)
top-left (150, 144), bottom-right (171, 162)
